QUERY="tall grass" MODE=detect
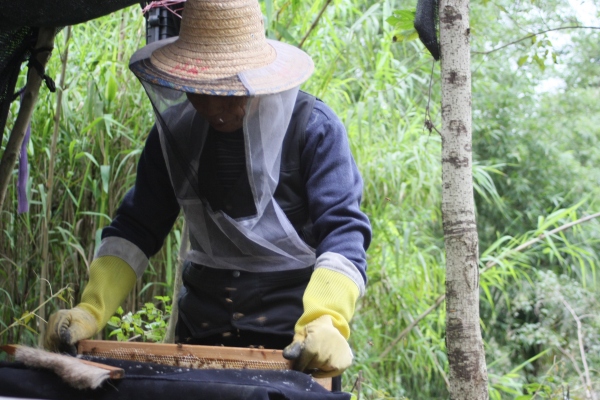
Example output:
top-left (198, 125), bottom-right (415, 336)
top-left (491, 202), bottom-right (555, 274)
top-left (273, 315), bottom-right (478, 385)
top-left (1, 0), bottom-right (599, 398)
top-left (0, 9), bottom-right (184, 345)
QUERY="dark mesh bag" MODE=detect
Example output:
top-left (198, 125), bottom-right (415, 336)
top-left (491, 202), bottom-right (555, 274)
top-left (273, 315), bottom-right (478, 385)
top-left (414, 0), bottom-right (440, 60)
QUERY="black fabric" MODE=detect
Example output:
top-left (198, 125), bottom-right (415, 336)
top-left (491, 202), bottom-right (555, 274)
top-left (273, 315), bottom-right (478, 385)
top-left (0, 357), bottom-right (350, 400)
top-left (198, 128), bottom-right (257, 219)
top-left (0, 1), bottom-right (140, 29)
top-left (177, 262), bottom-right (313, 341)
top-left (414, 0), bottom-right (440, 60)
top-left (214, 128), bottom-right (247, 191)
top-left (177, 325), bottom-right (296, 350)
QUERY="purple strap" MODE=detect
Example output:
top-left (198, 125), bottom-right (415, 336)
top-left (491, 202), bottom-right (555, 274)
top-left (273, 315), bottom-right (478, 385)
top-left (17, 92), bottom-right (31, 214)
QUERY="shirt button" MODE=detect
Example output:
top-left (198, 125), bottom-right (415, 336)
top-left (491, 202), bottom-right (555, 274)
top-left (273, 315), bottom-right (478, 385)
top-left (232, 271), bottom-right (240, 278)
top-left (232, 312), bottom-right (244, 320)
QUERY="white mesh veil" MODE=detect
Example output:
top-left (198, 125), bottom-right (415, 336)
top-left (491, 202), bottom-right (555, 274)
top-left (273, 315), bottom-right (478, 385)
top-left (139, 82), bottom-right (316, 272)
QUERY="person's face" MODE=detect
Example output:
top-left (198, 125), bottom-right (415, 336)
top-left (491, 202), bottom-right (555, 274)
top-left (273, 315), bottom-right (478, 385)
top-left (186, 93), bottom-right (248, 133)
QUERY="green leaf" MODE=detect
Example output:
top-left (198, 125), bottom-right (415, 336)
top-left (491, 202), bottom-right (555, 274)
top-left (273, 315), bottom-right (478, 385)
top-left (105, 73), bottom-right (117, 104)
top-left (525, 383), bottom-right (542, 393)
top-left (274, 22), bottom-right (296, 45)
top-left (517, 56), bottom-right (529, 67)
top-left (68, 140), bottom-right (77, 160)
top-left (386, 10), bottom-right (416, 30)
top-left (75, 151), bottom-right (99, 167)
top-left (20, 311), bottom-right (34, 324)
top-left (533, 54), bottom-right (545, 71)
top-left (100, 165), bottom-right (110, 194)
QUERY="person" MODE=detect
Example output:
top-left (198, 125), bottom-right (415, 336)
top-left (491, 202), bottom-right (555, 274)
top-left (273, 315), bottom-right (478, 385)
top-left (44, 0), bottom-right (371, 384)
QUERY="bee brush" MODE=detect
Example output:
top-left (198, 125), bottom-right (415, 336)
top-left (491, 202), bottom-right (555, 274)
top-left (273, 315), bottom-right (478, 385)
top-left (1, 344), bottom-right (124, 390)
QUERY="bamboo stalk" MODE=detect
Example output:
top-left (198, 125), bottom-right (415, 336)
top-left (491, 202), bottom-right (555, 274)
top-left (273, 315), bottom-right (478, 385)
top-left (163, 220), bottom-right (188, 344)
top-left (39, 26), bottom-right (72, 348)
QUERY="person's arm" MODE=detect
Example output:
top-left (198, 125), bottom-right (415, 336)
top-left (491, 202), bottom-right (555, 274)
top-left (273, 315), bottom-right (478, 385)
top-left (45, 126), bottom-right (181, 353)
top-left (283, 101), bottom-right (371, 377)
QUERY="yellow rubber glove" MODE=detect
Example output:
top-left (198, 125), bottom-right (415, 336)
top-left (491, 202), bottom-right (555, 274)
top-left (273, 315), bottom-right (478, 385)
top-left (283, 268), bottom-right (360, 378)
top-left (44, 256), bottom-right (136, 354)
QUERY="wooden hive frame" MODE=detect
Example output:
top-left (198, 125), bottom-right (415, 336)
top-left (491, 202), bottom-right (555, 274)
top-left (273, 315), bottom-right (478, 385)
top-left (78, 340), bottom-right (332, 391)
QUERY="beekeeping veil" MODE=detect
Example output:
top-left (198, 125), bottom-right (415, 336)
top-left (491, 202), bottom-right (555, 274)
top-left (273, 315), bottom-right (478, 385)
top-left (129, 0), bottom-right (316, 272)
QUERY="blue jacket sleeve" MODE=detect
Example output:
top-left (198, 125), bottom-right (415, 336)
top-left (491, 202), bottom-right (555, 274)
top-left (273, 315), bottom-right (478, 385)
top-left (102, 125), bottom-right (181, 258)
top-left (301, 101), bottom-right (371, 286)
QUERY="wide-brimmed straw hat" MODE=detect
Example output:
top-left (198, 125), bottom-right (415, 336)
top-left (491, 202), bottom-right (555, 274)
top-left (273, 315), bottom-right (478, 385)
top-left (129, 0), bottom-right (314, 96)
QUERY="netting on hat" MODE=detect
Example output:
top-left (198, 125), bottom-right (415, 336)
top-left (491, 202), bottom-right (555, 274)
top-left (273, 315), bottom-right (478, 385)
top-left (136, 79), bottom-right (316, 272)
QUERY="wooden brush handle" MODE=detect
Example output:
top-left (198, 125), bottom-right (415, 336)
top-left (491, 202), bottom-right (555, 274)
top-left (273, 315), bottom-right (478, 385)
top-left (76, 358), bottom-right (124, 379)
top-left (0, 344), bottom-right (17, 355)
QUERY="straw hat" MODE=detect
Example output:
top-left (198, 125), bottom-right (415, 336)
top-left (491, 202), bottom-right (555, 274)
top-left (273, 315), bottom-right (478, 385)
top-left (129, 0), bottom-right (314, 96)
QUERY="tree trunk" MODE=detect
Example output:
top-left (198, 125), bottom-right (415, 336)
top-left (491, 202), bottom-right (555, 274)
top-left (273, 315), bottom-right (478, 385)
top-left (439, 1), bottom-right (488, 399)
top-left (39, 26), bottom-right (71, 347)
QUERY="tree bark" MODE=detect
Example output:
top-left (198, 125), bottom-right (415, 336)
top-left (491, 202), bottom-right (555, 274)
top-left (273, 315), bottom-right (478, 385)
top-left (439, 1), bottom-right (489, 399)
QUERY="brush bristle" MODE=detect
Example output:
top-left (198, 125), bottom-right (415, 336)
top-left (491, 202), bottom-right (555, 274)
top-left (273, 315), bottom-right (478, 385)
top-left (15, 346), bottom-right (110, 390)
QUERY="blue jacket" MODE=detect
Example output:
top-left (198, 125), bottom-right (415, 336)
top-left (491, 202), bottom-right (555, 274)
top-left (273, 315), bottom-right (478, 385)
top-left (99, 94), bottom-right (371, 291)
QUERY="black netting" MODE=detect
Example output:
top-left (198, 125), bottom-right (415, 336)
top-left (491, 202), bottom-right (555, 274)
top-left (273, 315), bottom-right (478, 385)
top-left (414, 0), bottom-right (440, 61)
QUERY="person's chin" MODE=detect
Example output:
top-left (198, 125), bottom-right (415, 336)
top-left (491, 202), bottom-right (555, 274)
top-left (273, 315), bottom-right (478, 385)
top-left (211, 121), bottom-right (242, 133)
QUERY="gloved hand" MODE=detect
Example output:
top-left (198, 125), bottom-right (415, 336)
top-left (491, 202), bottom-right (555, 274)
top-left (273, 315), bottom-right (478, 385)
top-left (283, 268), bottom-right (360, 378)
top-left (44, 256), bottom-right (136, 354)
top-left (44, 307), bottom-right (97, 355)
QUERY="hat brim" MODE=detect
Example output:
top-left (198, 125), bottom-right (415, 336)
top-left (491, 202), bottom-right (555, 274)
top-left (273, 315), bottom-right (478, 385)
top-left (129, 37), bottom-right (314, 96)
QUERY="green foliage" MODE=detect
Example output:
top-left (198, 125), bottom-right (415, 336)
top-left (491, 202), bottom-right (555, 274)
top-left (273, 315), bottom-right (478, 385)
top-left (386, 9), bottom-right (419, 43)
top-left (107, 296), bottom-right (172, 342)
top-left (0, 8), bottom-right (183, 347)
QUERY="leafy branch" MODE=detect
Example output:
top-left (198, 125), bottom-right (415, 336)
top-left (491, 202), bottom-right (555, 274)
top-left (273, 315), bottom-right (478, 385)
top-left (0, 286), bottom-right (72, 339)
top-left (298, 0), bottom-right (333, 49)
top-left (473, 25), bottom-right (600, 55)
top-left (376, 210), bottom-right (600, 361)
top-left (561, 298), bottom-right (596, 400)
top-left (107, 296), bottom-right (172, 342)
